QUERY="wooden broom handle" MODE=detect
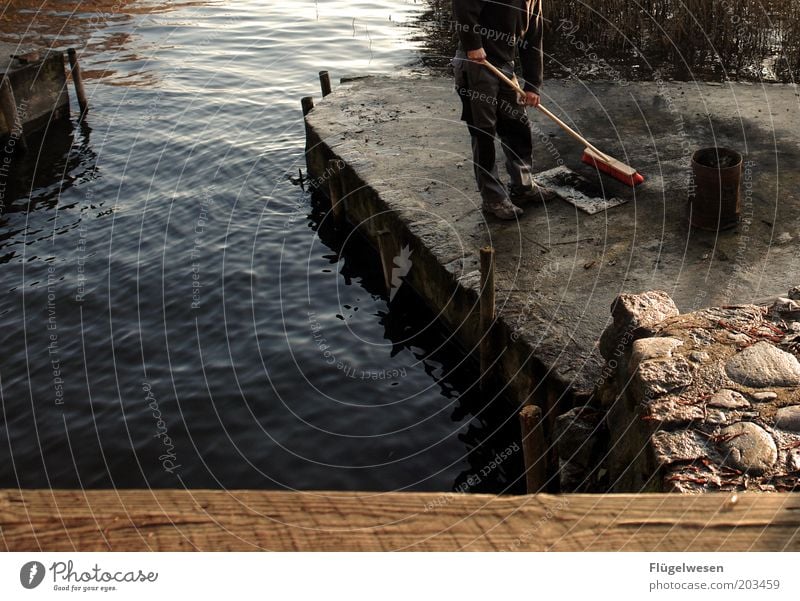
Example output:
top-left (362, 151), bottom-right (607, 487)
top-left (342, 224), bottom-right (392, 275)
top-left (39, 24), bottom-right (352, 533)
top-left (480, 60), bottom-right (611, 162)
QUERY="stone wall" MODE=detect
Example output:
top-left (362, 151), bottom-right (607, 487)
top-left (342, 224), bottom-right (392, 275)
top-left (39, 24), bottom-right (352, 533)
top-left (598, 288), bottom-right (800, 493)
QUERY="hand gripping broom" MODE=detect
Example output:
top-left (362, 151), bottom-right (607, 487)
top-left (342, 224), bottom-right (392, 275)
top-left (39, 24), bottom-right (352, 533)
top-left (481, 61), bottom-right (645, 187)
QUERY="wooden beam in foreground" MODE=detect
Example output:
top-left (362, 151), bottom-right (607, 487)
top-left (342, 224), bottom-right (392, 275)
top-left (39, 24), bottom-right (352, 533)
top-left (1, 490), bottom-right (799, 552)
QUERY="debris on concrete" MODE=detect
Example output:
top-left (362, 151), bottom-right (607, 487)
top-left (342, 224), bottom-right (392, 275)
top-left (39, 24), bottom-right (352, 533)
top-left (534, 166), bottom-right (627, 215)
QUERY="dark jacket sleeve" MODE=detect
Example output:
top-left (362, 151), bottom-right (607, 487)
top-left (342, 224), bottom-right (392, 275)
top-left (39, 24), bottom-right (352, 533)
top-left (519, 1), bottom-right (544, 93)
top-left (452, 0), bottom-right (485, 52)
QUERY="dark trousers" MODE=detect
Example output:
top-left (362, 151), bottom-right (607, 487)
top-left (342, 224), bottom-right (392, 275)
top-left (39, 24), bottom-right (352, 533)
top-left (453, 53), bottom-right (534, 204)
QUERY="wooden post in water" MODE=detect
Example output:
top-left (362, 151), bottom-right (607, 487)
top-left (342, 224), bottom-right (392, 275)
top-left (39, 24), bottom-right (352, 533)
top-left (301, 96), bottom-right (315, 117)
top-left (319, 71), bottom-right (332, 97)
top-left (377, 229), bottom-right (397, 297)
top-left (67, 49), bottom-right (89, 116)
top-left (327, 159), bottom-right (345, 226)
top-left (301, 96), bottom-right (315, 145)
top-left (0, 77), bottom-right (26, 152)
top-left (519, 404), bottom-right (547, 494)
top-left (479, 246), bottom-right (496, 391)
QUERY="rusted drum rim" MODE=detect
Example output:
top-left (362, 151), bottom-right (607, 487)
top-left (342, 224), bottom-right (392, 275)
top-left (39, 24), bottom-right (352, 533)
top-left (691, 147), bottom-right (743, 171)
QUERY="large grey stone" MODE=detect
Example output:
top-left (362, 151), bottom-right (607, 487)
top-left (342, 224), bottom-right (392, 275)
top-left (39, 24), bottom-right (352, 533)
top-left (599, 291), bottom-right (679, 360)
top-left (775, 406), bottom-right (800, 432)
top-left (634, 356), bottom-right (693, 400)
top-left (629, 337), bottom-right (683, 368)
top-left (725, 341), bottom-right (800, 388)
top-left (611, 291), bottom-right (679, 333)
top-left (642, 396), bottom-right (705, 425)
top-left (718, 422), bottom-right (778, 475)
top-left (651, 430), bottom-right (708, 464)
top-left (708, 389), bottom-right (750, 409)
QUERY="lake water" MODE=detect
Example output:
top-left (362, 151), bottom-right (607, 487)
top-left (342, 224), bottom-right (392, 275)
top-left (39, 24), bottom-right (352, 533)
top-left (0, 1), bottom-right (525, 493)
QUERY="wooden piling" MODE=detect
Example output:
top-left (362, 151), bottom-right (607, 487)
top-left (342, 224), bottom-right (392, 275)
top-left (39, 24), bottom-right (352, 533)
top-left (479, 246), bottom-right (496, 391)
top-left (67, 48), bottom-right (88, 116)
top-left (546, 381), bottom-right (560, 437)
top-left (327, 159), bottom-right (345, 225)
top-left (519, 404), bottom-right (547, 494)
top-left (545, 381), bottom-right (563, 492)
top-left (319, 71), bottom-right (332, 97)
top-left (377, 229), bottom-right (397, 297)
top-left (0, 77), bottom-right (27, 152)
top-left (301, 96), bottom-right (315, 117)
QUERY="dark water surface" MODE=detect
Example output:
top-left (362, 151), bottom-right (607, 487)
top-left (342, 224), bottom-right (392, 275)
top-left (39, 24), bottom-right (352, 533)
top-left (0, 1), bottom-right (526, 492)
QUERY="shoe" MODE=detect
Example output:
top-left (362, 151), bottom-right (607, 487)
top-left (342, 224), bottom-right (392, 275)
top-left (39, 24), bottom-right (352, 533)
top-left (482, 198), bottom-right (523, 220)
top-left (509, 183), bottom-right (549, 203)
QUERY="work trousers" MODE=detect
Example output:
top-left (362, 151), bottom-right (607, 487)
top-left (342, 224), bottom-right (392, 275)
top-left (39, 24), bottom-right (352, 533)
top-left (453, 53), bottom-right (534, 204)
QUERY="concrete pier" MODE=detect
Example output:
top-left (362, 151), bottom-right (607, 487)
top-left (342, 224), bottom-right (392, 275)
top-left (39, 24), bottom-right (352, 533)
top-left (304, 76), bottom-right (800, 409)
top-left (0, 43), bottom-right (70, 137)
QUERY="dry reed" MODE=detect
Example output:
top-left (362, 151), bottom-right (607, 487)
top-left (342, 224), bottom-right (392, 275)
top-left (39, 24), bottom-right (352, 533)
top-left (418, 0), bottom-right (800, 81)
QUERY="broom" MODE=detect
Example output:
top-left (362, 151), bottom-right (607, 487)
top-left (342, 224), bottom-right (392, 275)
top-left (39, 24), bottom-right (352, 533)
top-left (481, 61), bottom-right (645, 187)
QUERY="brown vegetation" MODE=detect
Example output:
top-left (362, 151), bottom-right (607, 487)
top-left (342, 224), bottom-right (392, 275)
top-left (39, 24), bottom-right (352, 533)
top-left (543, 0), bottom-right (800, 80)
top-left (417, 0), bottom-right (800, 81)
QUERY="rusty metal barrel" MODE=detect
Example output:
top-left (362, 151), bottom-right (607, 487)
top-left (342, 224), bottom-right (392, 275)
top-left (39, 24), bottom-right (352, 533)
top-left (689, 147), bottom-right (743, 231)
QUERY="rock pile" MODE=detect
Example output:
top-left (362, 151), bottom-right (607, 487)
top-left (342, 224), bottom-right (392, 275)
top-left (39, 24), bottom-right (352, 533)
top-left (597, 289), bottom-right (800, 492)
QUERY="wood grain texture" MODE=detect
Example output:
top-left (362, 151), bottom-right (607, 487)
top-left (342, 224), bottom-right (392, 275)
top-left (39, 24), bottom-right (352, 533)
top-left (1, 490), bottom-right (799, 551)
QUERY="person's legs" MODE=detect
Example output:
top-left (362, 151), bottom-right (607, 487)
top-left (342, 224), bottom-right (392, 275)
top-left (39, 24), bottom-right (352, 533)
top-left (496, 88), bottom-right (534, 189)
top-left (494, 67), bottom-right (550, 203)
top-left (468, 124), bottom-right (507, 206)
top-left (454, 56), bottom-right (522, 218)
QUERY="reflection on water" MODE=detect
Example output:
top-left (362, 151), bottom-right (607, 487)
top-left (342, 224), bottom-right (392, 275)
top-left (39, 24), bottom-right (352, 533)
top-left (0, 120), bottom-right (94, 210)
top-left (0, 1), bottom-right (210, 83)
top-left (309, 192), bottom-right (525, 494)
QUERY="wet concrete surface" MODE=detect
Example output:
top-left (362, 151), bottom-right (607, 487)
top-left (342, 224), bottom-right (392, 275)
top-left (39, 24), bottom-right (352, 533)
top-left (306, 75), bottom-right (800, 396)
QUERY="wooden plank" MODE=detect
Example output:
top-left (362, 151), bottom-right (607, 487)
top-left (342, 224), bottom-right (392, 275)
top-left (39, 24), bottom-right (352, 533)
top-left (1, 490), bottom-right (799, 552)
